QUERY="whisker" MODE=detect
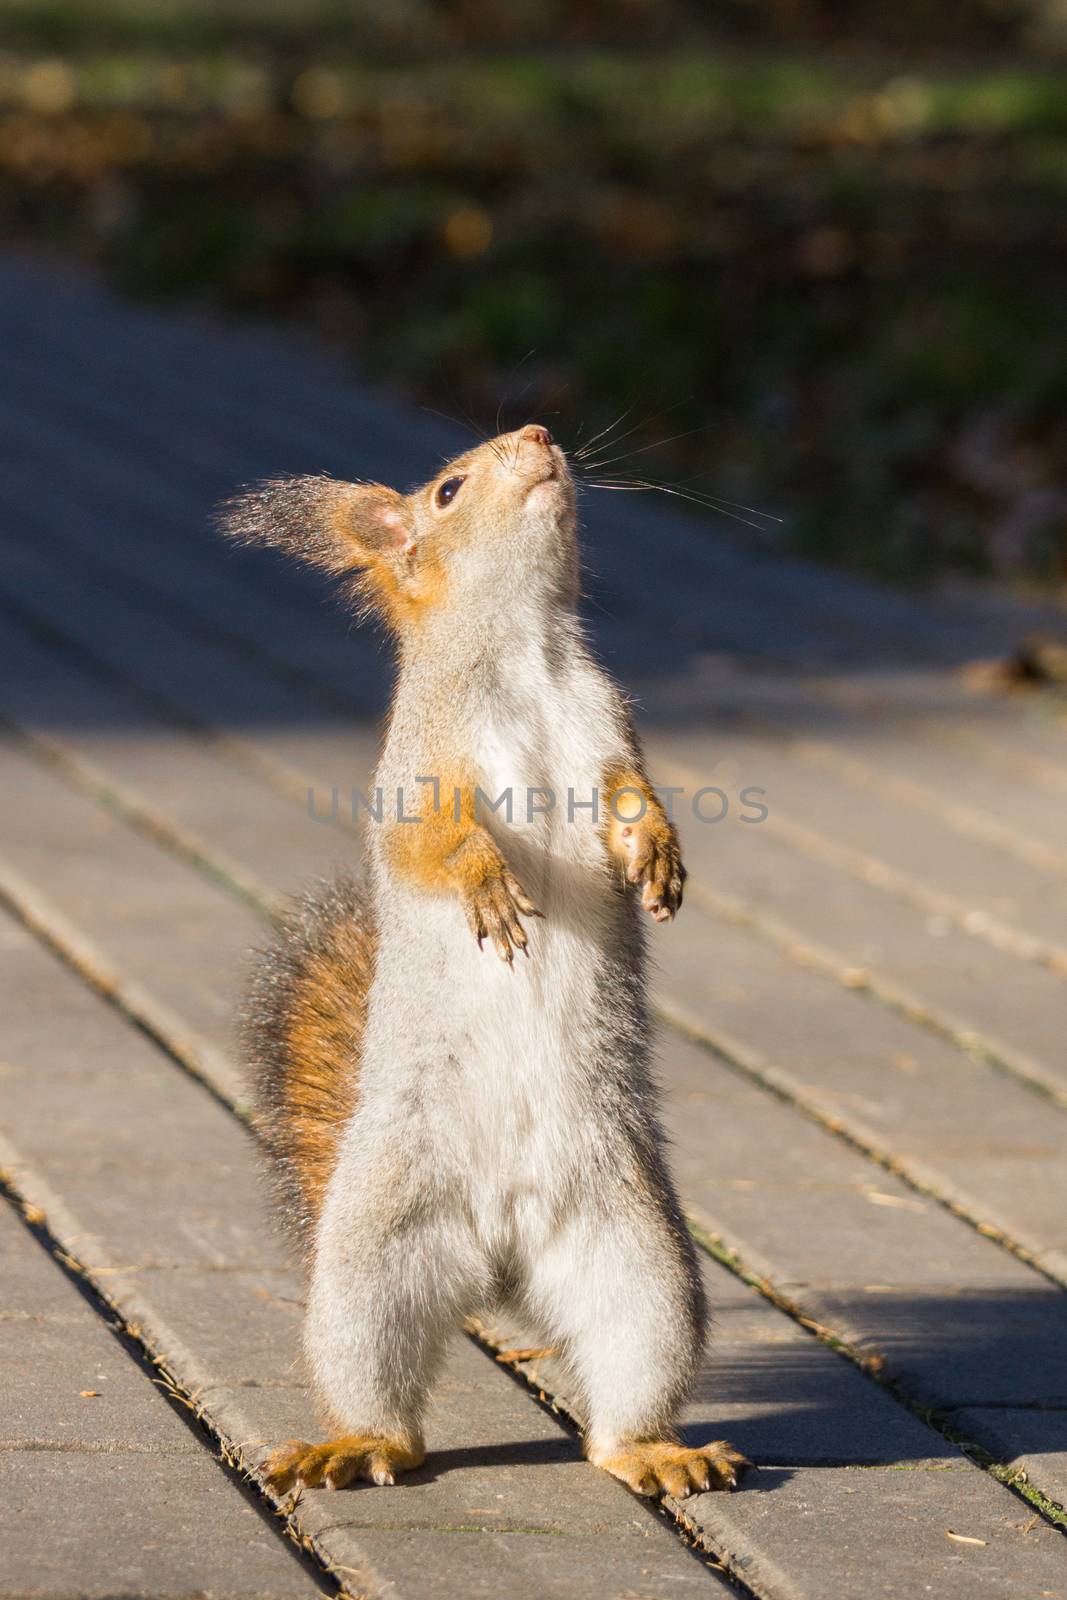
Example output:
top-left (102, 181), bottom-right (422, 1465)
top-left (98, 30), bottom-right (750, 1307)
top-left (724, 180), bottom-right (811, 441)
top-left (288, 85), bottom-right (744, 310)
top-left (572, 398), bottom-right (690, 462)
top-left (420, 405), bottom-right (485, 441)
top-left (443, 382), bottom-right (489, 443)
top-left (422, 406), bottom-right (506, 471)
top-left (496, 348), bottom-right (537, 439)
top-left (659, 482), bottom-right (782, 522)
top-left (581, 479), bottom-right (774, 533)
top-left (571, 400), bottom-right (640, 460)
top-left (441, 382), bottom-right (511, 468)
top-left (594, 472), bottom-right (782, 524)
top-left (579, 420), bottom-right (716, 474)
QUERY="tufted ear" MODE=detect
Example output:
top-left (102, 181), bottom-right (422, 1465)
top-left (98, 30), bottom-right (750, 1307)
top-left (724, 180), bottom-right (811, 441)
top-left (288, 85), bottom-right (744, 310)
top-left (219, 475), bottom-right (415, 573)
top-left (218, 475), bottom-right (420, 623)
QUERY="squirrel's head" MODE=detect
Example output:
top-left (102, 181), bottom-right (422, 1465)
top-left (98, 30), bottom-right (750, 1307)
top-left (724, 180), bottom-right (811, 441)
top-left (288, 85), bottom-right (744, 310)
top-left (218, 424), bottom-right (576, 634)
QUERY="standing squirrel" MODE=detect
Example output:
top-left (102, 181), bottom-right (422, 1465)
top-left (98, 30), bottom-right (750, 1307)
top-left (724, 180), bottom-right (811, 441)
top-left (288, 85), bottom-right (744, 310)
top-left (221, 424), bottom-right (749, 1500)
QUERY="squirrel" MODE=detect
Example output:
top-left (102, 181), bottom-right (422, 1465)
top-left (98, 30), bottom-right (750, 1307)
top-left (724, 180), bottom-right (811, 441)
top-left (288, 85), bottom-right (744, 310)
top-left (220, 423), bottom-right (749, 1500)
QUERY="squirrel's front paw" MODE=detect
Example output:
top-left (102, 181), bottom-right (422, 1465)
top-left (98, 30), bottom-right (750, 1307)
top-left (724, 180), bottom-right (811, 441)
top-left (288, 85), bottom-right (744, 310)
top-left (620, 815), bottom-right (686, 922)
top-left (463, 866), bottom-right (541, 963)
top-left (264, 1434), bottom-right (424, 1493)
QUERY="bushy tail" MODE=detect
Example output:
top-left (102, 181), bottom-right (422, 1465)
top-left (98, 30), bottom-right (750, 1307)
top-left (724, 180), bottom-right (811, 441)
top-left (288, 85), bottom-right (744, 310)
top-left (242, 875), bottom-right (376, 1254)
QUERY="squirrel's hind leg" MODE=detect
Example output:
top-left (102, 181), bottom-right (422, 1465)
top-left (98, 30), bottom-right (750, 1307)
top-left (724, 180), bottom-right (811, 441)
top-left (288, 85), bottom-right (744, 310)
top-left (278, 1151), bottom-right (486, 1492)
top-left (522, 1197), bottom-right (751, 1499)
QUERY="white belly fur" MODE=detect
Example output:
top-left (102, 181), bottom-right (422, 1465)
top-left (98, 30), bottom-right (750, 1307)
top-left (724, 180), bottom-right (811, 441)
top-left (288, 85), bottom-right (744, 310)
top-left (357, 699), bottom-right (635, 1242)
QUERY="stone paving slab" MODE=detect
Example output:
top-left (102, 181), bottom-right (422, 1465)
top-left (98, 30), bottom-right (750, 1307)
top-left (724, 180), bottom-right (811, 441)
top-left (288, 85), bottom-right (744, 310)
top-left (657, 1040), bottom-right (1032, 1305)
top-left (657, 728), bottom-right (1067, 947)
top-left (3, 255), bottom-right (1067, 1597)
top-left (8, 384), bottom-right (1067, 954)
top-left (806, 1290), bottom-right (1067, 1411)
top-left (686, 1462), bottom-right (1067, 1600)
top-left (654, 901), bottom-right (1067, 1271)
top-left (0, 1204), bottom-right (198, 1459)
top-left (2, 371), bottom-right (1067, 1260)
top-left (0, 729), bottom-right (267, 1075)
top-left (10, 476), bottom-right (1067, 1299)
top-left (658, 1031), bottom-right (1067, 1405)
top-left (0, 1201), bottom-right (326, 1598)
top-left (3, 501), bottom-right (1067, 1293)
top-left (0, 287), bottom-right (970, 674)
top-left (0, 624), bottom-right (1062, 1337)
top-left (635, 662), bottom-right (1067, 865)
top-left (5, 842), bottom-right (1056, 1595)
top-left (0, 517), bottom-right (383, 809)
top-left (484, 1252), bottom-right (952, 1472)
top-left (0, 906), bottom-right (733, 1599)
top-left (4, 1452), bottom-right (330, 1600)
top-left (1, 592), bottom-right (1064, 1502)
top-left (0, 605), bottom-right (360, 907)
top-left (657, 765), bottom-right (1067, 1099)
top-left (635, 660), bottom-right (1067, 776)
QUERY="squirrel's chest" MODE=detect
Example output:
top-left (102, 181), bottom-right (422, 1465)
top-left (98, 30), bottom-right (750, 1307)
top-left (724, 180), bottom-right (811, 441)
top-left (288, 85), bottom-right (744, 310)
top-left (475, 689), bottom-right (613, 860)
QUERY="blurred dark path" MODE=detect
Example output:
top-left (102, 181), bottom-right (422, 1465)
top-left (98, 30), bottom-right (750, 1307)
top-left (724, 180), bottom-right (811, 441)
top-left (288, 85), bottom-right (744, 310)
top-left (3, 4), bottom-right (1067, 587)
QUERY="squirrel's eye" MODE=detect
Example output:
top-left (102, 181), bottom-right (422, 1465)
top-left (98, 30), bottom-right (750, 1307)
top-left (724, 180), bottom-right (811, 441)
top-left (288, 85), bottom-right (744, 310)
top-left (435, 475), bottom-right (465, 508)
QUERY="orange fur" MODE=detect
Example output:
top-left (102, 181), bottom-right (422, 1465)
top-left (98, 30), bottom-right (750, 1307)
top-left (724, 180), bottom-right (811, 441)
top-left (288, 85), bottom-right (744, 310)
top-left (385, 778), bottom-right (540, 961)
top-left (280, 929), bottom-right (371, 1225)
top-left (318, 491), bottom-right (448, 633)
top-left (602, 762), bottom-right (686, 921)
top-left (602, 762), bottom-right (662, 853)
top-left (593, 1439), bottom-right (749, 1498)
top-left (244, 879), bottom-right (376, 1248)
top-left (265, 1433), bottom-right (424, 1492)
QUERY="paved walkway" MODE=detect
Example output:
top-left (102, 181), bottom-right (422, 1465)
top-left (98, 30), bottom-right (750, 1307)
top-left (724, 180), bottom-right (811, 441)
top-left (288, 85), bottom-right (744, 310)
top-left (2, 254), bottom-right (1066, 1599)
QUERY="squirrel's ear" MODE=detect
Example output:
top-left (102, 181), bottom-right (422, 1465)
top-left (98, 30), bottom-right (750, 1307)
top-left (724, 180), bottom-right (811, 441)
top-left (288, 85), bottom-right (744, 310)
top-left (218, 475), bottom-right (415, 581)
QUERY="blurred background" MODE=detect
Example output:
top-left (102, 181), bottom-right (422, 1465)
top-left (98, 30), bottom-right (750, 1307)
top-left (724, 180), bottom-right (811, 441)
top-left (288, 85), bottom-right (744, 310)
top-left (2, 0), bottom-right (1066, 587)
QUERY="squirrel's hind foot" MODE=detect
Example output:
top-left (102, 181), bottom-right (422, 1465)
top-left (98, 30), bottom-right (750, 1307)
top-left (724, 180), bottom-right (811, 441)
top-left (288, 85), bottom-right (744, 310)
top-left (594, 1439), bottom-right (750, 1499)
top-left (265, 1434), bottom-right (424, 1492)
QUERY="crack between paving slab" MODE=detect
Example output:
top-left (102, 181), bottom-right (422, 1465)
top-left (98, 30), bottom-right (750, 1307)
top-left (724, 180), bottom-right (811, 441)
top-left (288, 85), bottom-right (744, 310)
top-left (0, 712), bottom-right (286, 928)
top-left (792, 738), bottom-right (1067, 881)
top-left (0, 1171), bottom-right (351, 1599)
top-left (11, 485), bottom-right (371, 726)
top-left (947, 1401), bottom-right (1067, 1412)
top-left (452, 1320), bottom-right (765, 1597)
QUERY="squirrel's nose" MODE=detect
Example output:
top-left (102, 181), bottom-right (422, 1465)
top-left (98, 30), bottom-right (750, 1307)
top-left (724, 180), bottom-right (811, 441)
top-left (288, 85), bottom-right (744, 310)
top-left (520, 424), bottom-right (552, 447)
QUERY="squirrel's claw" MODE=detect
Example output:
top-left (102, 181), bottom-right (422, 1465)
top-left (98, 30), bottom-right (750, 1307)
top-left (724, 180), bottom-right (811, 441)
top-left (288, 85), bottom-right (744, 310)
top-left (264, 1435), bottom-right (424, 1494)
top-left (465, 869), bottom-right (540, 962)
top-left (594, 1439), bottom-right (750, 1499)
top-left (621, 823), bottom-right (685, 921)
